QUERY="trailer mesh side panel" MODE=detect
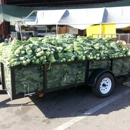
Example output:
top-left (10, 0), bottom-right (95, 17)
top-left (14, 66), bottom-right (44, 95)
top-left (46, 62), bottom-right (86, 89)
top-left (88, 59), bottom-right (111, 77)
top-left (4, 65), bottom-right (12, 97)
top-left (113, 58), bottom-right (130, 76)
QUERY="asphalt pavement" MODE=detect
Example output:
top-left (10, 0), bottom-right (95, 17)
top-left (0, 81), bottom-right (130, 130)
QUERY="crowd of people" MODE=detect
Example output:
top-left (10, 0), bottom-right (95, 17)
top-left (0, 34), bottom-right (13, 43)
top-left (0, 32), bottom-right (34, 43)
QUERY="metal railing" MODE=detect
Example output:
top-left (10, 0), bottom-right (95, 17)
top-left (92, 33), bottom-right (130, 43)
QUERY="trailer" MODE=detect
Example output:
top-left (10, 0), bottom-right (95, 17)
top-left (0, 55), bottom-right (130, 100)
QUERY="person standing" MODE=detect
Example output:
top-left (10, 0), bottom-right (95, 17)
top-left (9, 35), bottom-right (13, 43)
top-left (4, 35), bottom-right (9, 43)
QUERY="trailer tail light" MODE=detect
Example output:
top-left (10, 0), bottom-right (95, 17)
top-left (39, 93), bottom-right (44, 98)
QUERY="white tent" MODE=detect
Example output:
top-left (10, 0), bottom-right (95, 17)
top-left (105, 6), bottom-right (130, 28)
top-left (35, 9), bottom-right (67, 25)
top-left (57, 8), bottom-right (106, 30)
top-left (23, 6), bottom-right (130, 30)
top-left (23, 8), bottom-right (106, 30)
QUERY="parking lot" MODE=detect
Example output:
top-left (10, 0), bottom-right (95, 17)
top-left (0, 81), bottom-right (130, 130)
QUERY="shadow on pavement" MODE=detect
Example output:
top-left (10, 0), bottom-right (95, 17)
top-left (0, 97), bottom-right (34, 108)
top-left (29, 81), bottom-right (130, 119)
top-left (0, 81), bottom-right (130, 119)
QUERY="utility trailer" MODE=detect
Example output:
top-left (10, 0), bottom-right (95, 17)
top-left (0, 56), bottom-right (130, 100)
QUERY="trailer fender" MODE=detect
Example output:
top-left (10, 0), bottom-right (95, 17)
top-left (88, 69), bottom-right (115, 87)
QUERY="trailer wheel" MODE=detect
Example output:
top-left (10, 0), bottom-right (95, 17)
top-left (92, 73), bottom-right (115, 98)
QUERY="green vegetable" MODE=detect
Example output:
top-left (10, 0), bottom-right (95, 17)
top-left (0, 34), bottom-right (130, 67)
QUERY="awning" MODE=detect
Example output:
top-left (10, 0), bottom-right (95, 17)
top-left (105, 6), bottom-right (130, 28)
top-left (23, 5), bottom-right (130, 30)
top-left (35, 10), bottom-right (67, 25)
top-left (58, 8), bottom-right (106, 30)
top-left (24, 8), bottom-right (106, 30)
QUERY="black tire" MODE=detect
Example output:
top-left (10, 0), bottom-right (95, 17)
top-left (92, 73), bottom-right (115, 98)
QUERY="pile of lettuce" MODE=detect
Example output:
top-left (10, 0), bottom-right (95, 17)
top-left (0, 34), bottom-right (130, 67)
top-left (47, 62), bottom-right (86, 89)
top-left (113, 58), bottom-right (130, 76)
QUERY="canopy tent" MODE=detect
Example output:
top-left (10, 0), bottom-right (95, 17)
top-left (23, 5), bottom-right (130, 30)
top-left (104, 6), bottom-right (130, 28)
top-left (3, 0), bottom-right (129, 23)
top-left (0, 0), bottom-right (130, 25)
top-left (58, 8), bottom-right (106, 30)
top-left (35, 10), bottom-right (67, 25)
top-left (23, 8), bottom-right (106, 30)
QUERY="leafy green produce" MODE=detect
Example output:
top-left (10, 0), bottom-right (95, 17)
top-left (2, 34), bottom-right (130, 97)
top-left (89, 60), bottom-right (111, 69)
top-left (0, 34), bottom-right (130, 67)
top-left (14, 66), bottom-right (44, 95)
top-left (3, 64), bottom-right (12, 97)
top-left (47, 62), bottom-right (86, 89)
top-left (113, 58), bottom-right (130, 76)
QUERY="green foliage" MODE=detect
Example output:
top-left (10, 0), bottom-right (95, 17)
top-left (0, 34), bottom-right (130, 67)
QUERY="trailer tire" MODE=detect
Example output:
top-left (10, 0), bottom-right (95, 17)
top-left (92, 73), bottom-right (115, 98)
